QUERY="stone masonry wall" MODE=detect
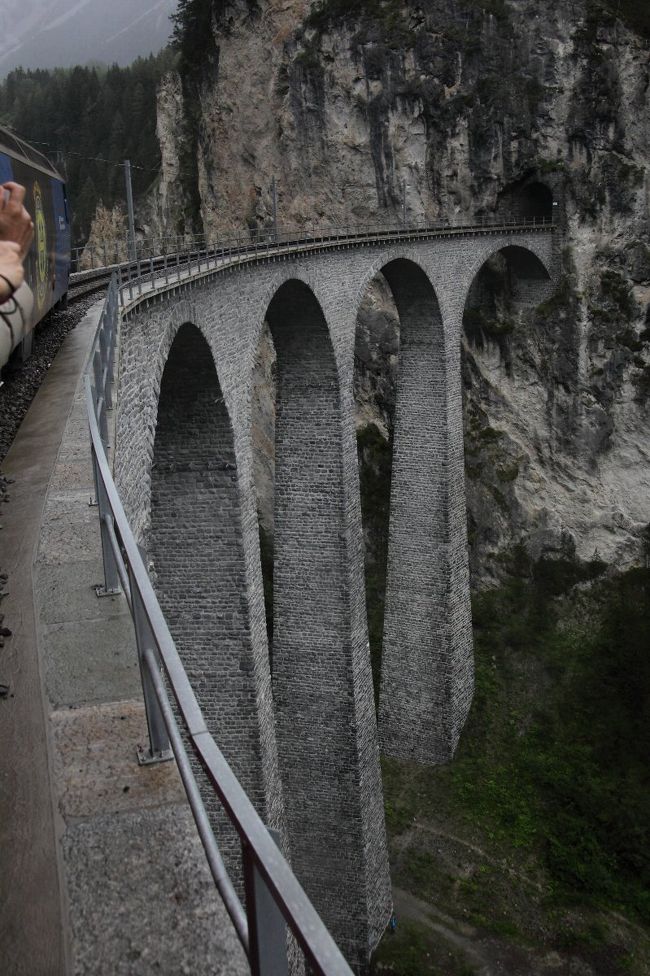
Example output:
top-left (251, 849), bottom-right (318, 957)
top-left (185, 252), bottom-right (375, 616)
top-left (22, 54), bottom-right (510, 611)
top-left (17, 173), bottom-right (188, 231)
top-left (114, 229), bottom-right (555, 970)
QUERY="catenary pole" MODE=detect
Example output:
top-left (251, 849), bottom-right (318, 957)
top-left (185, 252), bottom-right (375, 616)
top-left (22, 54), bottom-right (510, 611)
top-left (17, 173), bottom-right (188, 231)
top-left (124, 159), bottom-right (136, 261)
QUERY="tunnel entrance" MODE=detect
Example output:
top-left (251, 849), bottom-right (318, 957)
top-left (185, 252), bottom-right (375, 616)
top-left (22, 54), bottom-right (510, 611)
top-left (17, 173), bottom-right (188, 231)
top-left (498, 178), bottom-right (554, 221)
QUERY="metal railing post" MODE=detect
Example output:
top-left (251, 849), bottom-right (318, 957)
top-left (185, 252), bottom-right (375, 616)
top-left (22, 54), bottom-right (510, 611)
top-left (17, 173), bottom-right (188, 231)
top-left (242, 828), bottom-right (289, 976)
top-left (130, 548), bottom-right (173, 766)
top-left (92, 446), bottom-right (121, 598)
top-left (99, 326), bottom-right (112, 410)
top-left (92, 347), bottom-right (109, 447)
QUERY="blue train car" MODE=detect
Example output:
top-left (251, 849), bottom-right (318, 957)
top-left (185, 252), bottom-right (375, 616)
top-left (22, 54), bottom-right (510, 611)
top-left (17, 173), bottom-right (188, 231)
top-left (0, 126), bottom-right (71, 367)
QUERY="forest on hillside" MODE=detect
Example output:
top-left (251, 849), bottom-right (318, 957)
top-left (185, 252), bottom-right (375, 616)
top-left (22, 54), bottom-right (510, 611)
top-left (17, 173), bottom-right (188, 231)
top-left (0, 53), bottom-right (172, 241)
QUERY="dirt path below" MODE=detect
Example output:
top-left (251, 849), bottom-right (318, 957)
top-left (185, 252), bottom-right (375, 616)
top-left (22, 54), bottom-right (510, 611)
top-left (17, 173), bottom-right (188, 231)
top-left (393, 886), bottom-right (580, 976)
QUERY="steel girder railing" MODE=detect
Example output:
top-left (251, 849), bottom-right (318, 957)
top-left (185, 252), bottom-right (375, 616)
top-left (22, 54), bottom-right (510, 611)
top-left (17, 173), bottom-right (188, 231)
top-left (86, 273), bottom-right (354, 975)
top-left (80, 215), bottom-right (555, 311)
top-left (73, 213), bottom-right (555, 275)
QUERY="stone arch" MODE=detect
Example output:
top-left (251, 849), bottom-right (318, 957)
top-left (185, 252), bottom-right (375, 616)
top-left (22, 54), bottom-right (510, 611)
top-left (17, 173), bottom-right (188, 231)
top-left (463, 242), bottom-right (553, 299)
top-left (149, 320), bottom-right (270, 870)
top-left (353, 255), bottom-right (474, 765)
top-left (461, 242), bottom-right (558, 583)
top-left (259, 277), bottom-right (391, 969)
top-left (463, 244), bottom-right (553, 357)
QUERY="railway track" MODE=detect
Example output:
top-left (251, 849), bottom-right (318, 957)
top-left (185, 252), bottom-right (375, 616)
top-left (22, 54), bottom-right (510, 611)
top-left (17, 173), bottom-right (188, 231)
top-left (67, 251), bottom-right (195, 304)
top-left (68, 272), bottom-right (112, 303)
top-left (70, 216), bottom-right (555, 314)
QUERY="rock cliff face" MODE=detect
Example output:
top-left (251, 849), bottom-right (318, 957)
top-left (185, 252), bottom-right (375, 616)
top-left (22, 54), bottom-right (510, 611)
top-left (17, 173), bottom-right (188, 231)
top-left (149, 0), bottom-right (650, 582)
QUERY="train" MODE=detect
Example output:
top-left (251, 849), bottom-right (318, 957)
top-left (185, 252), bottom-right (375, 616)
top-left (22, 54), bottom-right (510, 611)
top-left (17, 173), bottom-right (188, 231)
top-left (0, 126), bottom-right (71, 370)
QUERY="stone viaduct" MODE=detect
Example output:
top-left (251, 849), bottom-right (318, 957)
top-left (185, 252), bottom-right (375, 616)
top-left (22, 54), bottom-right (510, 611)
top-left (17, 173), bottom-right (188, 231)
top-left (113, 226), bottom-right (555, 971)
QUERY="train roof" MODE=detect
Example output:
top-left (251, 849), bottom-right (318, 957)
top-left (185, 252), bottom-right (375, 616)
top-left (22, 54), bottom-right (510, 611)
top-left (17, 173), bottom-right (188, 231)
top-left (0, 125), bottom-right (64, 181)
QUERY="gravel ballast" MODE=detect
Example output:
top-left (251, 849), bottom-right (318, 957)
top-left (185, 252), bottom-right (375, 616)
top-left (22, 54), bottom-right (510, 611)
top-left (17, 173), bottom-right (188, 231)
top-left (0, 293), bottom-right (102, 463)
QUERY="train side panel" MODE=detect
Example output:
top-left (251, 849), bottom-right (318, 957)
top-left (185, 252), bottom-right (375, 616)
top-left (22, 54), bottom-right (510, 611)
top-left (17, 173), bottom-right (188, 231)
top-left (0, 150), bottom-right (70, 331)
top-left (50, 179), bottom-right (71, 303)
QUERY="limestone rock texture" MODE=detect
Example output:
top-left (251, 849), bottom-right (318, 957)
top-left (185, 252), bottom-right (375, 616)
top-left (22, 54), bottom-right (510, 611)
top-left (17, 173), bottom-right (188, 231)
top-left (149, 0), bottom-right (650, 582)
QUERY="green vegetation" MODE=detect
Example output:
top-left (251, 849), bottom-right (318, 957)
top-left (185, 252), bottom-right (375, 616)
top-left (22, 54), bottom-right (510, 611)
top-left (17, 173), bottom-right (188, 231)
top-left (170, 1), bottom-right (261, 230)
top-left (307, 0), bottom-right (509, 34)
top-left (172, 0), bottom-right (220, 75)
top-left (0, 56), bottom-right (172, 240)
top-left (171, 0), bottom-right (259, 69)
top-left (535, 272), bottom-right (579, 320)
top-left (376, 554), bottom-right (650, 973)
top-left (596, 0), bottom-right (650, 38)
top-left (600, 270), bottom-right (637, 318)
top-left (306, 0), bottom-right (405, 33)
top-left (464, 308), bottom-right (515, 346)
top-left (495, 462), bottom-right (519, 483)
top-left (374, 918), bottom-right (474, 976)
top-left (590, 269), bottom-right (639, 334)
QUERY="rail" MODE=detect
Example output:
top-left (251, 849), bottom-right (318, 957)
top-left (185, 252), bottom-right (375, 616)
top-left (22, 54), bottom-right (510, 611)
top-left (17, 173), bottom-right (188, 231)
top-left (85, 218), bottom-right (555, 972)
top-left (72, 213), bottom-right (555, 275)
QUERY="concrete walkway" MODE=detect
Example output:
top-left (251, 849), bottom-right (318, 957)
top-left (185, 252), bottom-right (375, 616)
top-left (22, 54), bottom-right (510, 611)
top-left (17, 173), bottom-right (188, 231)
top-left (0, 304), bottom-right (247, 975)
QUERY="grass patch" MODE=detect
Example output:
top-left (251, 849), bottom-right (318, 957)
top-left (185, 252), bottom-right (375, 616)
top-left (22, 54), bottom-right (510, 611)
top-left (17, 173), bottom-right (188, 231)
top-left (372, 917), bottom-right (475, 976)
top-left (383, 558), bottom-right (650, 926)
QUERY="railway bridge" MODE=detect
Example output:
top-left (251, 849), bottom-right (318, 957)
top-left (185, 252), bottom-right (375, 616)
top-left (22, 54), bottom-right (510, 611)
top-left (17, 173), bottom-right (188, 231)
top-left (110, 220), bottom-right (556, 968)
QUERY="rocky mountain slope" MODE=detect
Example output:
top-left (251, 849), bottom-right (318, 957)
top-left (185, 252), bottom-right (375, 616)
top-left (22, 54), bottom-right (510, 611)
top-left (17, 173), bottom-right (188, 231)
top-left (147, 0), bottom-right (649, 584)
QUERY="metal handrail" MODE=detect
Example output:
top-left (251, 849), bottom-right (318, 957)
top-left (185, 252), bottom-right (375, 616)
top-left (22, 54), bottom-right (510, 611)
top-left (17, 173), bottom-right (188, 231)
top-left (72, 214), bottom-right (555, 274)
top-left (79, 216), bottom-right (555, 312)
top-left (86, 271), bottom-right (356, 973)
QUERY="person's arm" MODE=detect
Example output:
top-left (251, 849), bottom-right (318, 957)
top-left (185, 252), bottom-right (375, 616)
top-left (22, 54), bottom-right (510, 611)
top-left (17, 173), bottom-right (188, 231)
top-left (0, 240), bottom-right (24, 302)
top-left (0, 182), bottom-right (34, 259)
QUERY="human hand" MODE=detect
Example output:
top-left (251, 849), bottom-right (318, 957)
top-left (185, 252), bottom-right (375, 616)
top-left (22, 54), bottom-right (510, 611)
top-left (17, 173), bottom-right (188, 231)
top-left (0, 241), bottom-right (24, 301)
top-left (0, 182), bottom-right (34, 259)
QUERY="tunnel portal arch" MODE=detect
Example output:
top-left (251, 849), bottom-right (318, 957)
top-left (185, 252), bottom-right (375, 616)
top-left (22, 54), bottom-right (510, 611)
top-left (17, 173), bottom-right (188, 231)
top-left (497, 178), bottom-right (555, 221)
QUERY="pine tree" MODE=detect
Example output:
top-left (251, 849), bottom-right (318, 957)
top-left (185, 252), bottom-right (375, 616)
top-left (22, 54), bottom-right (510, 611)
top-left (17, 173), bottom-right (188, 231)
top-left (76, 175), bottom-right (98, 240)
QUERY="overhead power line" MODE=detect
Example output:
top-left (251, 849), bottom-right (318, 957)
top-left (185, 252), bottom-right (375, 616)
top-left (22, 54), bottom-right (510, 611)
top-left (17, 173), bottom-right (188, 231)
top-left (4, 128), bottom-right (159, 173)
